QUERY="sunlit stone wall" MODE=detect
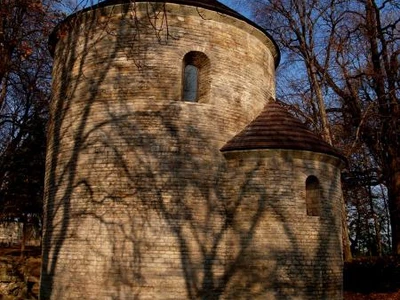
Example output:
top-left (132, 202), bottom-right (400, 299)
top-left (40, 1), bottom-right (343, 300)
top-left (41, 2), bottom-right (278, 299)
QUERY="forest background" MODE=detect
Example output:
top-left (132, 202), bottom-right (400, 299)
top-left (0, 0), bottom-right (399, 264)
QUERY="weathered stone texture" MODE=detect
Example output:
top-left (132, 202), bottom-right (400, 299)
top-left (40, 2), bottom-right (343, 300)
top-left (222, 150), bottom-right (343, 299)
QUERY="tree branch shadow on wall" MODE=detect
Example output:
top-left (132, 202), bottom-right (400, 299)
top-left (40, 4), bottom-right (342, 299)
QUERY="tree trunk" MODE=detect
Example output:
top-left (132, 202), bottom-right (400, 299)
top-left (364, 0), bottom-right (399, 255)
top-left (388, 156), bottom-right (400, 255)
top-left (368, 185), bottom-right (382, 256)
top-left (380, 184), bottom-right (392, 249)
top-left (20, 216), bottom-right (27, 258)
top-left (341, 196), bottom-right (353, 261)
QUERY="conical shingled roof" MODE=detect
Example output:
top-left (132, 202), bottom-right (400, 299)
top-left (220, 101), bottom-right (344, 160)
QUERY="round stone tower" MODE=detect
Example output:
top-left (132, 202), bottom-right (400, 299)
top-left (40, 0), bottom-right (343, 299)
top-left (220, 101), bottom-right (345, 299)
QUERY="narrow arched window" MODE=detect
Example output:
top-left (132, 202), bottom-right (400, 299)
top-left (306, 176), bottom-right (321, 216)
top-left (183, 64), bottom-right (199, 102)
top-left (182, 51), bottom-right (210, 102)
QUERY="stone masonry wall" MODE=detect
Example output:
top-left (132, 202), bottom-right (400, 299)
top-left (40, 3), bottom-right (279, 299)
top-left (222, 150), bottom-right (344, 299)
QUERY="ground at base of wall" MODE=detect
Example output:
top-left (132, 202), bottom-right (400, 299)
top-left (344, 291), bottom-right (400, 299)
top-left (1, 246), bottom-right (399, 300)
top-left (0, 246), bottom-right (40, 299)
top-left (344, 256), bottom-right (400, 299)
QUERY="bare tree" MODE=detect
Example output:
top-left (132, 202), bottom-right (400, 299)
top-left (0, 0), bottom-right (64, 253)
top-left (244, 0), bottom-right (353, 260)
top-left (246, 0), bottom-right (399, 255)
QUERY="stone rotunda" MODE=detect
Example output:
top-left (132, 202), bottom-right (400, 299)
top-left (40, 0), bottom-right (345, 299)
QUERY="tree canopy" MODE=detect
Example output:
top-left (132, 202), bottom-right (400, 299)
top-left (236, 0), bottom-right (399, 255)
top-left (0, 0), bottom-right (64, 229)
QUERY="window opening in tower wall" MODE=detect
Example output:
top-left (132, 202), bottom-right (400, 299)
top-left (183, 64), bottom-right (199, 102)
top-left (182, 51), bottom-right (210, 103)
top-left (306, 175), bottom-right (321, 216)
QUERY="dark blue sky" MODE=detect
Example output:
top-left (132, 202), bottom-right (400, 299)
top-left (220, 0), bottom-right (253, 19)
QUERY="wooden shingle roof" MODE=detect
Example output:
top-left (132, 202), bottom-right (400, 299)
top-left (221, 101), bottom-right (345, 160)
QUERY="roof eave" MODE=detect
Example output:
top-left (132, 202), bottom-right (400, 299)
top-left (48, 0), bottom-right (280, 66)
